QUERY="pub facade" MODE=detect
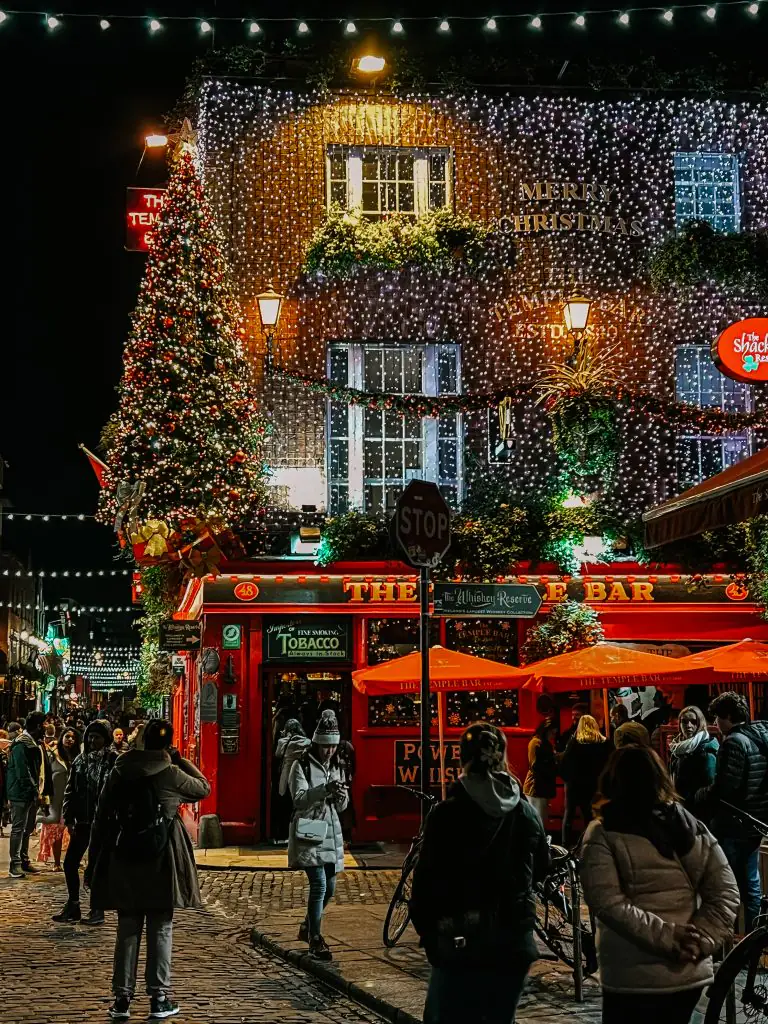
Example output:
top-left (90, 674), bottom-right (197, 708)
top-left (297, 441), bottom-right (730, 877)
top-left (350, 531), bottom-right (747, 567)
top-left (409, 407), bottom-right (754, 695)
top-left (173, 82), bottom-right (768, 843)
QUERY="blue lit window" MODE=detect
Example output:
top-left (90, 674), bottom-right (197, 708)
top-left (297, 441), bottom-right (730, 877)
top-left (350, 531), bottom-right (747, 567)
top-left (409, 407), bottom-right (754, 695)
top-left (674, 153), bottom-right (740, 233)
top-left (675, 344), bottom-right (751, 488)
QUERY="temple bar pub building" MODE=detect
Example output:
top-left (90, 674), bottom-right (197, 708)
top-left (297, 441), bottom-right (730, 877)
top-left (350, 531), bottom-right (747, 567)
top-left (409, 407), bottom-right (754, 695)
top-left (172, 80), bottom-right (768, 843)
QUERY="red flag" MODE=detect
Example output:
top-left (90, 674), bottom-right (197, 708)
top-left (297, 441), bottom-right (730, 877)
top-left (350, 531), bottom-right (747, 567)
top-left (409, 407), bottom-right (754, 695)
top-left (80, 444), bottom-right (108, 489)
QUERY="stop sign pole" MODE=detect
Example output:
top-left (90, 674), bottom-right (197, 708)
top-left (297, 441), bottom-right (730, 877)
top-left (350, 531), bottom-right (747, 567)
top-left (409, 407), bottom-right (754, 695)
top-left (393, 481), bottom-right (452, 809)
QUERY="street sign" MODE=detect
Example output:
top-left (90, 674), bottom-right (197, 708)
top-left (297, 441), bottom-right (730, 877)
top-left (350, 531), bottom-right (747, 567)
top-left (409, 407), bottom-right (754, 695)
top-left (433, 582), bottom-right (543, 619)
top-left (394, 480), bottom-right (452, 568)
top-left (159, 619), bottom-right (202, 652)
top-left (222, 624), bottom-right (242, 650)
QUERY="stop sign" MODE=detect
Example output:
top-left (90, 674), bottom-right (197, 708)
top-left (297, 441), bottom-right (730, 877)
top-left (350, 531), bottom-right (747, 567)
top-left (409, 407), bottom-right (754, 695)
top-left (394, 481), bottom-right (452, 568)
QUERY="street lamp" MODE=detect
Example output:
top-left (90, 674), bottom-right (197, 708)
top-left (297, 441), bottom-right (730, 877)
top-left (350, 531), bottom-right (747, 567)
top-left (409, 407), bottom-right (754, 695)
top-left (256, 283), bottom-right (284, 372)
top-left (562, 294), bottom-right (592, 337)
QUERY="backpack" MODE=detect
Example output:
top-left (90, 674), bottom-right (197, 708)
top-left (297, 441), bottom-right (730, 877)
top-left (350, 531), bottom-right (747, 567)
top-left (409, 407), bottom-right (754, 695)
top-left (113, 775), bottom-right (170, 862)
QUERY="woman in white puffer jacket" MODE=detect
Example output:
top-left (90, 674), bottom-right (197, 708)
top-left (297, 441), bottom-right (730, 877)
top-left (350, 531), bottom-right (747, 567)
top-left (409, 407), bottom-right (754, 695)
top-left (581, 745), bottom-right (739, 1024)
top-left (288, 710), bottom-right (348, 962)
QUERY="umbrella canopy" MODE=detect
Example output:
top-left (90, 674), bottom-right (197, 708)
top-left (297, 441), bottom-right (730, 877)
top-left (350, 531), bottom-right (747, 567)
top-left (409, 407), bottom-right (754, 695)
top-left (679, 639), bottom-right (768, 681)
top-left (352, 645), bottom-right (532, 696)
top-left (523, 643), bottom-right (708, 693)
top-left (643, 444), bottom-right (768, 548)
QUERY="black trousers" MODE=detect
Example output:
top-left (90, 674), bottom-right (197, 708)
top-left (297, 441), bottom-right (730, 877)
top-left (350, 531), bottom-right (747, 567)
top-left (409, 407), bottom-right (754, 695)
top-left (602, 987), bottom-right (703, 1024)
top-left (561, 785), bottom-right (592, 847)
top-left (63, 823), bottom-right (90, 902)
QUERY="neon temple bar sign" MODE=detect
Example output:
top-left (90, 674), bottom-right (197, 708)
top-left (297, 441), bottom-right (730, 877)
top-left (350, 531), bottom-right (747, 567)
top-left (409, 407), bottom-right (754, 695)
top-left (713, 317), bottom-right (768, 383)
top-left (125, 187), bottom-right (166, 252)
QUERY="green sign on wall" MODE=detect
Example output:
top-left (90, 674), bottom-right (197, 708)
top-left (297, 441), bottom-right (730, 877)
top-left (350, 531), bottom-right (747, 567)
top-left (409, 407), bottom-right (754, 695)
top-left (264, 618), bottom-right (352, 663)
top-left (222, 624), bottom-right (242, 650)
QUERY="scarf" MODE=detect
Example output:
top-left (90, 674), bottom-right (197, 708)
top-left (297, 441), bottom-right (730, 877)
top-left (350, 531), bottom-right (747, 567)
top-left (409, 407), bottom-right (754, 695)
top-left (669, 729), bottom-right (708, 759)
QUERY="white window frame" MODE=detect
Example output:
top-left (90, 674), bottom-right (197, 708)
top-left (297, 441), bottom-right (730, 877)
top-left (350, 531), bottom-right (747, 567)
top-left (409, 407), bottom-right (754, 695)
top-left (326, 342), bottom-right (462, 513)
top-left (673, 152), bottom-right (741, 233)
top-left (326, 146), bottom-right (453, 217)
top-left (675, 343), bottom-right (752, 484)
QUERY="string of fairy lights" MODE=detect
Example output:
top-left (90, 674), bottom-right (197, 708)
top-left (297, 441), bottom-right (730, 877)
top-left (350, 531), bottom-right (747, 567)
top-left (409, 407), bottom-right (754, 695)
top-left (0, 4), bottom-right (763, 36)
top-left (198, 83), bottom-right (768, 523)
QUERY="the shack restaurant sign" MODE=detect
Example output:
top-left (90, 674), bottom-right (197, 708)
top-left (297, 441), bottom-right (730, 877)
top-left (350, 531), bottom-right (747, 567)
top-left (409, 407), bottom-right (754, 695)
top-left (713, 318), bottom-right (768, 383)
top-left (205, 575), bottom-right (751, 608)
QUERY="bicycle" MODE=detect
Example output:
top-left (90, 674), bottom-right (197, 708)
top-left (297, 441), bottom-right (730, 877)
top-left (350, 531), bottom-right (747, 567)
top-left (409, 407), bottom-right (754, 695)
top-left (705, 802), bottom-right (768, 1024)
top-left (382, 787), bottom-right (439, 948)
top-left (533, 841), bottom-right (597, 1003)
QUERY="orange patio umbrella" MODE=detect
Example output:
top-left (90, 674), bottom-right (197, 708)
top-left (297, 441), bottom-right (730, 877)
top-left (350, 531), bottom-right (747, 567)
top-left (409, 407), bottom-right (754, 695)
top-left (353, 645), bottom-right (532, 799)
top-left (523, 643), bottom-right (710, 733)
top-left (678, 639), bottom-right (768, 718)
top-left (352, 644), bottom-right (532, 695)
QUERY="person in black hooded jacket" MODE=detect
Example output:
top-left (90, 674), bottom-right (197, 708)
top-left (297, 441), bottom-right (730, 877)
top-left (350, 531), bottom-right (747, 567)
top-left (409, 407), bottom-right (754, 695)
top-left (52, 719), bottom-right (116, 925)
top-left (697, 691), bottom-right (768, 932)
top-left (410, 722), bottom-right (549, 1024)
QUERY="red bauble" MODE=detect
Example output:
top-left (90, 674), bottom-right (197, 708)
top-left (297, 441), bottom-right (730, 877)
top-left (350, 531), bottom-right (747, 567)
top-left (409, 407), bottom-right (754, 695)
top-left (228, 450), bottom-right (247, 464)
top-left (162, 317), bottom-right (173, 328)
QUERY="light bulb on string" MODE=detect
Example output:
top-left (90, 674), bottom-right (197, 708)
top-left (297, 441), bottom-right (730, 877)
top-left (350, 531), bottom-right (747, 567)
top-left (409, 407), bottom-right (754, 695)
top-left (345, 20), bottom-right (356, 33)
top-left (484, 17), bottom-right (497, 30)
top-left (618, 12), bottom-right (630, 25)
top-left (438, 19), bottom-right (450, 31)
top-left (99, 18), bottom-right (110, 29)
top-left (0, 11), bottom-right (7, 24)
top-left (704, 6), bottom-right (717, 19)
top-left (148, 18), bottom-right (162, 32)
top-left (662, 9), bottom-right (674, 22)
top-left (392, 20), bottom-right (404, 33)
top-left (248, 21), bottom-right (261, 33)
top-left (46, 15), bottom-right (60, 30)
top-left (297, 21), bottom-right (310, 34)
top-left (574, 14), bottom-right (586, 27)
top-left (200, 20), bottom-right (212, 33)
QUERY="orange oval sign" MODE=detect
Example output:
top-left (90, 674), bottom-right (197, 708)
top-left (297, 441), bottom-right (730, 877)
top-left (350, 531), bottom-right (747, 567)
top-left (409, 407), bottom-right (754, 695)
top-left (233, 581), bottom-right (259, 602)
top-left (714, 317), bottom-right (768, 383)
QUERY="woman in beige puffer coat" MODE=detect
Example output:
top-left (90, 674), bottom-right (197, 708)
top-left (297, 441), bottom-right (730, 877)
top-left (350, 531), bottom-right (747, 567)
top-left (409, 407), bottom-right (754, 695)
top-left (581, 745), bottom-right (739, 1024)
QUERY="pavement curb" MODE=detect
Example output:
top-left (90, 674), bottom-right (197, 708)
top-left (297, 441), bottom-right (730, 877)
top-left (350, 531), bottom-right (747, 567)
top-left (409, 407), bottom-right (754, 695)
top-left (250, 926), bottom-right (421, 1024)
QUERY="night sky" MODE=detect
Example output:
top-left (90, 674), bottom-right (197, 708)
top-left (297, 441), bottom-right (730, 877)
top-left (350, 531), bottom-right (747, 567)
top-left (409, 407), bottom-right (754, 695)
top-left (0, 0), bottom-right (761, 622)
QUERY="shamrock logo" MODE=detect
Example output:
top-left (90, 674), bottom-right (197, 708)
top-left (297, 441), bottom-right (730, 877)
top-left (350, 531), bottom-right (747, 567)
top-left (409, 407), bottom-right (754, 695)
top-left (742, 354), bottom-right (760, 373)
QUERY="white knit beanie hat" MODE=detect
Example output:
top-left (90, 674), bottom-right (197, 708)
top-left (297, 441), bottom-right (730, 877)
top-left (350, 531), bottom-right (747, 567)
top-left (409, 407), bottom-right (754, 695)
top-left (313, 710), bottom-right (341, 745)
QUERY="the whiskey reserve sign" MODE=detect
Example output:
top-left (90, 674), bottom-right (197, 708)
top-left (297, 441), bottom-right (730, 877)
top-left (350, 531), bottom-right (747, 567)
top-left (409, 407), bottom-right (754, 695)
top-left (496, 180), bottom-right (644, 238)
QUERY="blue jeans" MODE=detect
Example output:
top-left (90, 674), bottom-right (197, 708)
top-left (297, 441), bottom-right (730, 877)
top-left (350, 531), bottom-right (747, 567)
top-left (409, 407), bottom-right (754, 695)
top-left (305, 863), bottom-right (337, 938)
top-left (720, 836), bottom-right (762, 932)
top-left (425, 963), bottom-right (529, 1024)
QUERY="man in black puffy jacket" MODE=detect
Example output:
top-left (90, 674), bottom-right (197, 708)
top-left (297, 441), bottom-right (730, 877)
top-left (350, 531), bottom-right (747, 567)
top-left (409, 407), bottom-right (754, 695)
top-left (702, 691), bottom-right (768, 931)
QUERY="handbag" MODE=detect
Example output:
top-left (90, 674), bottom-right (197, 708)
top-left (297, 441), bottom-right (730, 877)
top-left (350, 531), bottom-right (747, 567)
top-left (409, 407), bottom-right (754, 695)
top-left (294, 753), bottom-right (329, 844)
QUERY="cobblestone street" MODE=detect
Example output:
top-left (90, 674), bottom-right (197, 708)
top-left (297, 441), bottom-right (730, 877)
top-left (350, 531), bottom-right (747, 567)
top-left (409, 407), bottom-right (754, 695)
top-left (0, 863), bottom-right (388, 1024)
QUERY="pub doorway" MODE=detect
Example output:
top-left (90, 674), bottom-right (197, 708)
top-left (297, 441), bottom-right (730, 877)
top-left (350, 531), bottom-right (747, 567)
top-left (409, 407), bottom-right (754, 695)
top-left (262, 669), bottom-right (352, 842)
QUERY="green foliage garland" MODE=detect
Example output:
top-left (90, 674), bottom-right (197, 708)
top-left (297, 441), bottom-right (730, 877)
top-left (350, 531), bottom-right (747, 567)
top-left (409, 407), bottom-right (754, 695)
top-left (650, 220), bottom-right (768, 296)
top-left (549, 396), bottom-right (621, 482)
top-left (315, 512), bottom-right (391, 567)
top-left (522, 599), bottom-right (605, 664)
top-left (451, 505), bottom-right (529, 578)
top-left (136, 563), bottom-right (182, 709)
top-left (303, 206), bottom-right (511, 279)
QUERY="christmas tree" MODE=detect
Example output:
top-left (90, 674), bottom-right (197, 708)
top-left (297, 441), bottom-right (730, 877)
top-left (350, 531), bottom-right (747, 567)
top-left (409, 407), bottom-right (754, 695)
top-left (99, 131), bottom-right (269, 542)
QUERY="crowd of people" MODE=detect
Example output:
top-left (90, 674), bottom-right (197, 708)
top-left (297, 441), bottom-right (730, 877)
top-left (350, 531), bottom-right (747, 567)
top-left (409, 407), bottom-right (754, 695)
top-left (0, 708), bottom-right (210, 1020)
top-left (410, 690), bottom-right (766, 1024)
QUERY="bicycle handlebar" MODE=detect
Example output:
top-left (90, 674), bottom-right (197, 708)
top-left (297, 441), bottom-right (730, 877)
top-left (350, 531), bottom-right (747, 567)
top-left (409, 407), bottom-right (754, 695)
top-left (721, 801), bottom-right (768, 838)
top-left (395, 785), bottom-right (439, 806)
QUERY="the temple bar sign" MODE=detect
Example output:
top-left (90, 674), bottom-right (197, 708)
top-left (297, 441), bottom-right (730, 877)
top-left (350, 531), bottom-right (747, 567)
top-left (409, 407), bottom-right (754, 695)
top-left (126, 188), bottom-right (165, 251)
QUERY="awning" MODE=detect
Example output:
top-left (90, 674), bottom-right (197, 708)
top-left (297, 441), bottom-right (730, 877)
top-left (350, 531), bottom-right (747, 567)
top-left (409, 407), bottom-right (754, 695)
top-left (678, 639), bottom-right (768, 681)
top-left (643, 445), bottom-right (768, 548)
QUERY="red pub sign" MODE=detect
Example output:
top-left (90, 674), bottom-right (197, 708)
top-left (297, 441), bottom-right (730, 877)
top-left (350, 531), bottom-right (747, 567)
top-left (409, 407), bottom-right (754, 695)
top-left (125, 187), bottom-right (166, 251)
top-left (713, 317), bottom-right (768, 383)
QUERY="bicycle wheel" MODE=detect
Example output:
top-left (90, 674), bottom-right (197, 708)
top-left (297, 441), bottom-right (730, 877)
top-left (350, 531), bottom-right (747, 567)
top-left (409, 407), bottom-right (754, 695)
top-left (534, 859), bottom-right (595, 976)
top-left (705, 928), bottom-right (768, 1024)
top-left (383, 854), bottom-right (416, 948)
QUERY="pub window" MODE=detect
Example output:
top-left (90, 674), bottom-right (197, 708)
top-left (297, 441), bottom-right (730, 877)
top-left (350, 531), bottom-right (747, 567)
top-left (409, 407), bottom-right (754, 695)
top-left (673, 153), bottom-right (741, 233)
top-left (675, 343), bottom-right (752, 488)
top-left (326, 147), bottom-right (453, 218)
top-left (327, 342), bottom-right (462, 515)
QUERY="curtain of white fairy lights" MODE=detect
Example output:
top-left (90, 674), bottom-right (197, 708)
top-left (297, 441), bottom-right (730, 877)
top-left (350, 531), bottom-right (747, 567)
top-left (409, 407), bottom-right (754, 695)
top-left (197, 83), bottom-right (768, 522)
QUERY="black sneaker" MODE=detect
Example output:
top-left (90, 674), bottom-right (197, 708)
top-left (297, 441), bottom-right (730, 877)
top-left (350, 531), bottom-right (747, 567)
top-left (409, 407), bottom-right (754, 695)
top-left (298, 919), bottom-right (309, 943)
top-left (8, 865), bottom-right (25, 879)
top-left (108, 996), bottom-right (131, 1020)
top-left (52, 901), bottom-right (81, 923)
top-left (20, 862), bottom-right (39, 874)
top-left (149, 997), bottom-right (180, 1019)
top-left (81, 909), bottom-right (105, 926)
top-left (309, 935), bottom-right (333, 962)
